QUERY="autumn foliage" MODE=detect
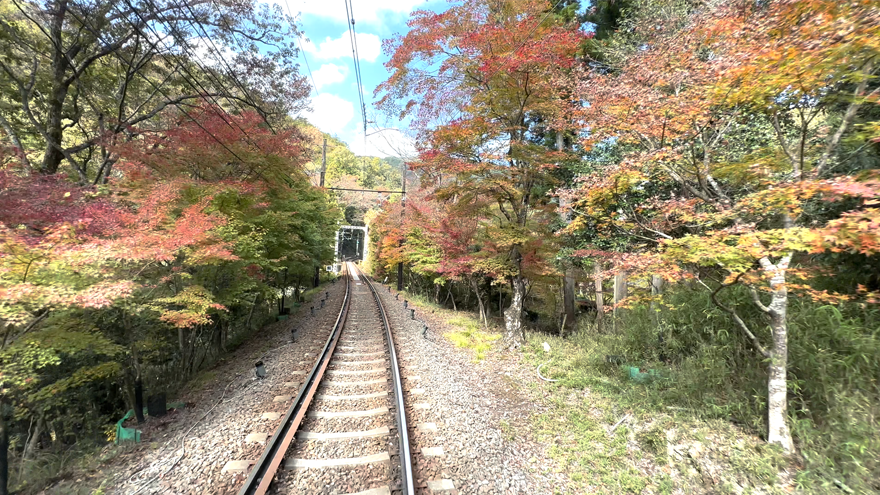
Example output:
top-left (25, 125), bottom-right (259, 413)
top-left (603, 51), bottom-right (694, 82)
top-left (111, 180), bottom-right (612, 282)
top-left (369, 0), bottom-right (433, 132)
top-left (0, 104), bottom-right (337, 484)
top-left (373, 0), bottom-right (880, 486)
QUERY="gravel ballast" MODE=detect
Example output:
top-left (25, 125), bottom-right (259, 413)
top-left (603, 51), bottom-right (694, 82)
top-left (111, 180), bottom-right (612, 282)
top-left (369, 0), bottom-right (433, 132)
top-left (377, 280), bottom-right (570, 494)
top-left (53, 270), bottom-right (572, 494)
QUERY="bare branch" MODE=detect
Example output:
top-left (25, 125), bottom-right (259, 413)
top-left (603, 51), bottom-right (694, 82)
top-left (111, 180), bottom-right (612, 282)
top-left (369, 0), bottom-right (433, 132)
top-left (814, 58), bottom-right (879, 177)
top-left (707, 274), bottom-right (771, 358)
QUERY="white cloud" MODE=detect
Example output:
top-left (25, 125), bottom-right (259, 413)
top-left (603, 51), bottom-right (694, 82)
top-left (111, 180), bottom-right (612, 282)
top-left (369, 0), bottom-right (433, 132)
top-left (350, 127), bottom-right (417, 159)
top-left (302, 32), bottom-right (382, 63)
top-left (302, 93), bottom-right (354, 135)
top-left (285, 0), bottom-right (428, 25)
top-left (312, 63), bottom-right (349, 89)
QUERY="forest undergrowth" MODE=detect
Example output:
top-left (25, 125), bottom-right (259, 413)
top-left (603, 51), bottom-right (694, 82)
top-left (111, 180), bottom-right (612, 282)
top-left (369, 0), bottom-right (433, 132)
top-left (517, 290), bottom-right (880, 494)
top-left (396, 282), bottom-right (878, 494)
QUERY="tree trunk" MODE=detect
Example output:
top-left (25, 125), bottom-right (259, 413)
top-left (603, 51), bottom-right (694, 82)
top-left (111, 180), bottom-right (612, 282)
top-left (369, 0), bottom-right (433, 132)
top-left (41, 0), bottom-right (72, 175)
top-left (134, 378), bottom-right (145, 424)
top-left (613, 270), bottom-right (627, 331)
top-left (563, 267), bottom-right (576, 334)
top-left (22, 414), bottom-right (45, 462)
top-left (469, 278), bottom-right (487, 327)
top-left (132, 344), bottom-right (145, 424)
top-left (0, 400), bottom-right (9, 495)
top-left (594, 263), bottom-right (604, 330)
top-left (503, 273), bottom-right (526, 346)
top-left (651, 275), bottom-right (666, 360)
top-left (0, 114), bottom-right (29, 168)
top-left (213, 322), bottom-right (223, 355)
top-left (650, 275), bottom-right (664, 326)
top-left (766, 260), bottom-right (794, 452)
top-left (447, 285), bottom-right (457, 311)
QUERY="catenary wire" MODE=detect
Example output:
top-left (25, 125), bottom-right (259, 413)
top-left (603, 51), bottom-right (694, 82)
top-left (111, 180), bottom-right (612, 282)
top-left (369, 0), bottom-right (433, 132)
top-left (116, 0), bottom-right (263, 149)
top-left (65, 6), bottom-right (253, 166)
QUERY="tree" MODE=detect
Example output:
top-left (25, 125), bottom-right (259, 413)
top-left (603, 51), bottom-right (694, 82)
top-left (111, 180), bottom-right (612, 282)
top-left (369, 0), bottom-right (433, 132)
top-left (560, 0), bottom-right (880, 452)
top-left (0, 104), bottom-right (337, 493)
top-left (0, 0), bottom-right (309, 181)
top-left (378, 0), bottom-right (585, 345)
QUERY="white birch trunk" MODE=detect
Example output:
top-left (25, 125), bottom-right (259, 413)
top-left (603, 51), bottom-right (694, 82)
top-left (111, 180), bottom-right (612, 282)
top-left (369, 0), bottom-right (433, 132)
top-left (762, 255), bottom-right (795, 452)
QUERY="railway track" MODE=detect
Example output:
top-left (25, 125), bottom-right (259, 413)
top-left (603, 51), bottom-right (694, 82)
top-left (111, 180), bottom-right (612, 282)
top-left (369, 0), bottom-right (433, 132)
top-left (238, 262), bottom-right (415, 495)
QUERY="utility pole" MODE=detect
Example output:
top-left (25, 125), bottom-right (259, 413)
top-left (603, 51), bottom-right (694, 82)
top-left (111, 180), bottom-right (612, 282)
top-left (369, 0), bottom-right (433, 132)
top-left (314, 136), bottom-right (326, 288)
top-left (397, 162), bottom-right (406, 291)
top-left (319, 136), bottom-right (326, 188)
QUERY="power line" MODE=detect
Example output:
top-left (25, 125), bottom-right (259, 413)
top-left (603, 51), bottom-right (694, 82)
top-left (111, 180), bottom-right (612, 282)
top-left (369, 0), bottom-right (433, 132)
top-left (297, 35), bottom-right (320, 96)
top-left (181, 0), bottom-right (277, 134)
top-left (204, 0), bottom-right (280, 133)
top-left (281, 0), bottom-right (320, 97)
top-left (130, 0), bottom-right (279, 139)
top-left (65, 6), bottom-right (252, 166)
top-left (343, 0), bottom-right (367, 133)
top-left (342, 0), bottom-right (370, 172)
top-left (118, 0), bottom-right (260, 149)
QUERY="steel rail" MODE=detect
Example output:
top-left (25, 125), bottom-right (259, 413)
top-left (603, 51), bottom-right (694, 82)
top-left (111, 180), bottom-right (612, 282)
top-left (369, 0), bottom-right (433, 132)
top-left (238, 264), bottom-right (352, 495)
top-left (355, 263), bottom-right (416, 495)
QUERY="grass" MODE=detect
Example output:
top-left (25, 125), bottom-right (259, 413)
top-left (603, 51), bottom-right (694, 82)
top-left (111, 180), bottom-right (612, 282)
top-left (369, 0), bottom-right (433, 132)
top-left (444, 315), bottom-right (501, 361)
top-left (185, 369), bottom-right (218, 391)
top-left (9, 441), bottom-right (121, 495)
top-left (520, 328), bottom-right (792, 494)
top-left (393, 289), bottom-right (503, 361)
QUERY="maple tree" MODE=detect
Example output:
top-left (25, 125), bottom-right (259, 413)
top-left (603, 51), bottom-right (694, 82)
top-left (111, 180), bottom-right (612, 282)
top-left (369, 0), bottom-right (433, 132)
top-left (0, 103), bottom-right (337, 492)
top-left (378, 0), bottom-right (585, 345)
top-left (369, 186), bottom-right (506, 325)
top-left (558, 0), bottom-right (880, 454)
top-left (0, 0), bottom-right (308, 181)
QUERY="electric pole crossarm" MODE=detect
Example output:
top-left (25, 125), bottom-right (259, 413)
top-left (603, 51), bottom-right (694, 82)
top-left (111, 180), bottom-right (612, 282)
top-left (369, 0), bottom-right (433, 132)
top-left (326, 187), bottom-right (405, 194)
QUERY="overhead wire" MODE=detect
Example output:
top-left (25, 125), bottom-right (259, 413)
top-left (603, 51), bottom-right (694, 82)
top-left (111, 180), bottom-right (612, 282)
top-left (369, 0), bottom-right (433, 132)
top-left (117, 0), bottom-right (261, 150)
top-left (343, 0), bottom-right (367, 133)
top-left (279, 0), bottom-right (327, 188)
top-left (342, 0), bottom-right (370, 175)
top-left (297, 36), bottom-right (320, 96)
top-left (179, 0), bottom-right (276, 131)
top-left (280, 0), bottom-right (319, 97)
top-left (64, 6), bottom-right (252, 166)
top-left (204, 0), bottom-right (281, 133)
top-left (112, 0), bottom-right (301, 185)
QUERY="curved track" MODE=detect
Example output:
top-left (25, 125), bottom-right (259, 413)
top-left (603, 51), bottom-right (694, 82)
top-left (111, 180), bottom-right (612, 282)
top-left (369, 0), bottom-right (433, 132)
top-left (238, 262), bottom-right (415, 495)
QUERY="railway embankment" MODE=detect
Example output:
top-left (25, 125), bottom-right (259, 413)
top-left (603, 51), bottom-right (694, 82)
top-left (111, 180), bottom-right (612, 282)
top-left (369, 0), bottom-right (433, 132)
top-left (46, 269), bottom-right (795, 495)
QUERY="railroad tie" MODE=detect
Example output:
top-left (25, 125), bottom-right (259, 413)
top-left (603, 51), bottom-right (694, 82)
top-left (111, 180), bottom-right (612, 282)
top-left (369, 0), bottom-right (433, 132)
top-left (307, 406), bottom-right (388, 419)
top-left (284, 452), bottom-right (391, 469)
top-left (296, 425), bottom-right (390, 440)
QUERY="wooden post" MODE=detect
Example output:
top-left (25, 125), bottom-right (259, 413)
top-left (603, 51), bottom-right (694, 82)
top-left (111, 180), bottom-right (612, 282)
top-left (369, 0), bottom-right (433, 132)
top-left (613, 270), bottom-right (627, 331)
top-left (397, 163), bottom-right (406, 291)
top-left (594, 263), bottom-right (604, 330)
top-left (315, 137), bottom-right (326, 288)
top-left (563, 267), bottom-right (576, 335)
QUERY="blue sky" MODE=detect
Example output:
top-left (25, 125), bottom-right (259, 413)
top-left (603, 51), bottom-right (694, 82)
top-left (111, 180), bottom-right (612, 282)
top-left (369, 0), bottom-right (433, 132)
top-left (283, 0), bottom-right (446, 158)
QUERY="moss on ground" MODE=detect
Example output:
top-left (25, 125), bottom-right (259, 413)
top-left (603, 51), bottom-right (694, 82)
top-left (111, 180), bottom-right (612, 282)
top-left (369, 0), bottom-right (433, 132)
top-left (444, 315), bottom-right (501, 361)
